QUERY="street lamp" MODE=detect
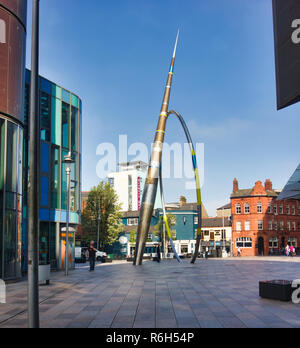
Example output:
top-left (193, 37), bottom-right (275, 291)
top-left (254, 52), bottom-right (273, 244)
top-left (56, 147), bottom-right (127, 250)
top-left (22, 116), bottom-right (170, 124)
top-left (62, 152), bottom-right (75, 276)
top-left (97, 213), bottom-right (101, 250)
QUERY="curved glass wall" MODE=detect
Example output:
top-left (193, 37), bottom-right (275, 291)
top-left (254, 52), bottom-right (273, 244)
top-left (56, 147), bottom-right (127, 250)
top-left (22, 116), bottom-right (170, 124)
top-left (0, 116), bottom-right (23, 280)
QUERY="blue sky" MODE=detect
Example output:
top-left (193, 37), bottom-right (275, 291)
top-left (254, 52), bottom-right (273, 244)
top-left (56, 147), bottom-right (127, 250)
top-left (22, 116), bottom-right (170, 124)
top-left (26, 0), bottom-right (300, 216)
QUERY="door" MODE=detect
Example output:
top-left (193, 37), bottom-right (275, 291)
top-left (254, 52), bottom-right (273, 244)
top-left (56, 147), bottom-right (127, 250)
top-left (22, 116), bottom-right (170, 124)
top-left (258, 237), bottom-right (264, 256)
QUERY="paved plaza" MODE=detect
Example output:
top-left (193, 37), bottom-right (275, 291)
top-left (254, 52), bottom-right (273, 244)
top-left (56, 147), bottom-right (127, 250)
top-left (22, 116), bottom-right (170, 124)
top-left (1, 257), bottom-right (300, 328)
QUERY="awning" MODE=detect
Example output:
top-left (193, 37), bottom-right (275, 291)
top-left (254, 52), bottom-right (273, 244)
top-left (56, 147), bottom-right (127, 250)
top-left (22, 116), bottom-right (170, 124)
top-left (277, 164), bottom-right (300, 201)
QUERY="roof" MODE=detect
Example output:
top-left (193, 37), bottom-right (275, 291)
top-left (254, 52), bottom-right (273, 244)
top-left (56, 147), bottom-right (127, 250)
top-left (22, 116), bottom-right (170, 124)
top-left (202, 217), bottom-right (232, 228)
top-left (217, 203), bottom-right (231, 210)
top-left (277, 164), bottom-right (300, 201)
top-left (231, 189), bottom-right (279, 199)
top-left (166, 203), bottom-right (209, 218)
top-left (123, 210), bottom-right (157, 218)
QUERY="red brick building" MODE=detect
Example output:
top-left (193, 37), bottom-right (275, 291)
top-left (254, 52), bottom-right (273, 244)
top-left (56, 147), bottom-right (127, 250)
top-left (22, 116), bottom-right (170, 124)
top-left (231, 179), bottom-right (300, 256)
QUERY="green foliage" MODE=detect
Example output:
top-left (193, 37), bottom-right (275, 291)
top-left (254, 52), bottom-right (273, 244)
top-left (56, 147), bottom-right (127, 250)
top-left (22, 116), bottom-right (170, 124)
top-left (129, 230), bottom-right (136, 243)
top-left (153, 213), bottom-right (176, 246)
top-left (81, 181), bottom-right (123, 248)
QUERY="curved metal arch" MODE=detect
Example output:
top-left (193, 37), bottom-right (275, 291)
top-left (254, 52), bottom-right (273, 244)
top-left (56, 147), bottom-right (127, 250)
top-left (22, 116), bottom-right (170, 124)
top-left (159, 110), bottom-right (203, 264)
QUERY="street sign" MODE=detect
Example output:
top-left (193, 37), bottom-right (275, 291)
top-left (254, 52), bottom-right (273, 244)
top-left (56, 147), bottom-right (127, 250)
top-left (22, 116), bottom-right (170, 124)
top-left (273, 0), bottom-right (300, 110)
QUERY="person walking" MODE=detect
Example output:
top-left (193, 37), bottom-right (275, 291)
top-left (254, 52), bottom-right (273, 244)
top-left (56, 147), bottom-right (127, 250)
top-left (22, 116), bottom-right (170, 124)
top-left (86, 241), bottom-right (97, 272)
top-left (237, 247), bottom-right (242, 257)
top-left (285, 244), bottom-right (290, 257)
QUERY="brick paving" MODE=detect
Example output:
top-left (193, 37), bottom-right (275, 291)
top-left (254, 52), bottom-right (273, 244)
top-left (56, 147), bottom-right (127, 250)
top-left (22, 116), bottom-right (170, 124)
top-left (0, 257), bottom-right (300, 328)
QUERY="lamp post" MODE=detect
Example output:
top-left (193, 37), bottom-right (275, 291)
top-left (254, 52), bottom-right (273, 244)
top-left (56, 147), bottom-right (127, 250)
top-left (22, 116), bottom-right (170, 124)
top-left (62, 152), bottom-right (74, 276)
top-left (28, 0), bottom-right (40, 329)
top-left (97, 214), bottom-right (101, 250)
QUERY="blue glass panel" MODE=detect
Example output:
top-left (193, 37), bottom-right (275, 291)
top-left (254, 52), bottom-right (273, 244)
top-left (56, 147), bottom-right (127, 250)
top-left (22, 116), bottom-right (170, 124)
top-left (60, 211), bottom-right (67, 223)
top-left (25, 69), bottom-right (30, 84)
top-left (41, 177), bottom-right (49, 207)
top-left (62, 89), bottom-right (70, 103)
top-left (40, 208), bottom-right (50, 221)
top-left (41, 142), bottom-right (49, 173)
top-left (40, 77), bottom-right (52, 95)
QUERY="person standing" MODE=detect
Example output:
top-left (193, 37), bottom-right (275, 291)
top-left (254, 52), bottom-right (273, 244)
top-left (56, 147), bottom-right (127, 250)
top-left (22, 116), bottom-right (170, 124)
top-left (86, 241), bottom-right (97, 272)
top-left (156, 245), bottom-right (161, 263)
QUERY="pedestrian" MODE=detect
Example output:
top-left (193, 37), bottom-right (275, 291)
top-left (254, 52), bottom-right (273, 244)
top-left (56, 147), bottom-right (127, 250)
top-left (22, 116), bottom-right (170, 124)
top-left (85, 241), bottom-right (97, 272)
top-left (285, 244), bottom-right (290, 257)
top-left (290, 245), bottom-right (295, 257)
top-left (205, 246), bottom-right (209, 260)
top-left (157, 245), bottom-right (161, 263)
top-left (237, 247), bottom-right (242, 257)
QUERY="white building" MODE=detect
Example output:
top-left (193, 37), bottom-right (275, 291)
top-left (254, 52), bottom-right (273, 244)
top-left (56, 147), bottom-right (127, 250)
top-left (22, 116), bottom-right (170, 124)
top-left (108, 161), bottom-right (161, 212)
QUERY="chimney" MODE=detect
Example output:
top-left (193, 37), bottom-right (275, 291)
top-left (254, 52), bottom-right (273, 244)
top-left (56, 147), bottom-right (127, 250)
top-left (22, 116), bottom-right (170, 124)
top-left (180, 196), bottom-right (187, 207)
top-left (233, 178), bottom-right (239, 193)
top-left (265, 179), bottom-right (273, 191)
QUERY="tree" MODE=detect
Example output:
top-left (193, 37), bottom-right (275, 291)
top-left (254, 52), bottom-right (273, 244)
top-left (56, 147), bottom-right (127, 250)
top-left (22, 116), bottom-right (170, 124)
top-left (180, 196), bottom-right (187, 205)
top-left (129, 230), bottom-right (136, 243)
top-left (81, 181), bottom-right (123, 249)
top-left (153, 213), bottom-right (176, 252)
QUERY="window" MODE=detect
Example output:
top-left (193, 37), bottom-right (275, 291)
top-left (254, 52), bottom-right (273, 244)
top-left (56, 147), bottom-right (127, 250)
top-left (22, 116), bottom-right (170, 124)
top-left (50, 145), bottom-right (60, 209)
top-left (292, 206), bottom-right (296, 215)
top-left (288, 237), bottom-right (297, 248)
top-left (203, 230), bottom-right (209, 237)
top-left (257, 203), bottom-right (262, 214)
top-left (62, 102), bottom-right (70, 149)
top-left (147, 232), bottom-right (152, 240)
top-left (236, 203), bottom-right (241, 214)
top-left (236, 237), bottom-right (252, 248)
top-left (71, 106), bottom-right (78, 152)
top-left (274, 205), bottom-right (277, 215)
top-left (280, 221), bottom-right (284, 231)
top-left (293, 222), bottom-right (296, 231)
top-left (194, 216), bottom-right (198, 225)
top-left (268, 221), bottom-right (273, 231)
top-left (258, 220), bottom-right (263, 230)
top-left (268, 203), bottom-right (272, 214)
top-left (279, 205), bottom-right (283, 214)
top-left (221, 229), bottom-right (226, 240)
top-left (128, 175), bottom-right (133, 211)
top-left (236, 221), bottom-right (242, 231)
top-left (215, 230), bottom-right (221, 237)
top-left (40, 92), bottom-right (51, 142)
top-left (269, 237), bottom-right (279, 249)
top-left (210, 232), bottom-right (215, 240)
top-left (286, 205), bottom-right (290, 215)
top-left (181, 245), bottom-right (188, 254)
top-left (245, 221), bottom-right (250, 231)
top-left (287, 221), bottom-right (291, 231)
top-left (128, 218), bottom-right (138, 226)
top-left (244, 203), bottom-right (250, 214)
top-left (274, 221), bottom-right (278, 231)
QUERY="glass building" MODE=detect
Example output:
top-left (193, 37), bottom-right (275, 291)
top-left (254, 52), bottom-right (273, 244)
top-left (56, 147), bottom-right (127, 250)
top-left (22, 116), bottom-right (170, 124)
top-left (0, 0), bottom-right (27, 280)
top-left (23, 70), bottom-right (82, 272)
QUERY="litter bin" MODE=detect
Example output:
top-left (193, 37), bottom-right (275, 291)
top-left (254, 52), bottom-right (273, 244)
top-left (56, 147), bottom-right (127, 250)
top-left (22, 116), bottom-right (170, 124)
top-left (39, 264), bottom-right (51, 285)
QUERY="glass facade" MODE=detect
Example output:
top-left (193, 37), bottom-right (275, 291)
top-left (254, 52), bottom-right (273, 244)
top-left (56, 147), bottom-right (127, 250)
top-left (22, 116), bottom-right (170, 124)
top-left (24, 70), bottom-right (82, 271)
top-left (0, 1), bottom-right (27, 280)
top-left (0, 118), bottom-right (23, 280)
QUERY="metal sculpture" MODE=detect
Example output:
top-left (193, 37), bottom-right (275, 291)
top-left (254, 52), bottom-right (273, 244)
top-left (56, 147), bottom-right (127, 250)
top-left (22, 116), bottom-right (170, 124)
top-left (134, 32), bottom-right (203, 265)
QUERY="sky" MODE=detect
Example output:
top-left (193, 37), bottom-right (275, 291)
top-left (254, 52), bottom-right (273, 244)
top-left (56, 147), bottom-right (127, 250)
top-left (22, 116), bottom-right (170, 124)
top-left (25, 0), bottom-right (300, 216)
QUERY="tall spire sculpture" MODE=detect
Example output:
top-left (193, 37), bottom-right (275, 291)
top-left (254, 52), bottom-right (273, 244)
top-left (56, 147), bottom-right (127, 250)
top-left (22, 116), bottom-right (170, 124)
top-left (134, 32), bottom-right (180, 266)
